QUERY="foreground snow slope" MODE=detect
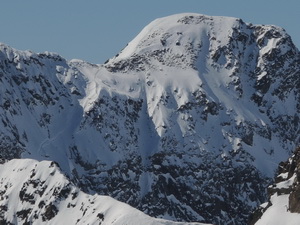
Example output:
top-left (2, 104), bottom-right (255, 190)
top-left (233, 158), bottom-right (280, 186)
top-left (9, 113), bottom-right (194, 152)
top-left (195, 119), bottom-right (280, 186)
top-left (254, 194), bottom-right (300, 225)
top-left (0, 159), bottom-right (208, 225)
top-left (0, 13), bottom-right (300, 224)
top-left (250, 147), bottom-right (300, 225)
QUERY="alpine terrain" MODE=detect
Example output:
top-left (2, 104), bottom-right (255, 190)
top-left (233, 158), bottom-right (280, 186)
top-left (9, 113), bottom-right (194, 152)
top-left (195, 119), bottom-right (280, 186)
top-left (249, 147), bottom-right (300, 225)
top-left (0, 13), bottom-right (300, 224)
top-left (0, 158), bottom-right (207, 225)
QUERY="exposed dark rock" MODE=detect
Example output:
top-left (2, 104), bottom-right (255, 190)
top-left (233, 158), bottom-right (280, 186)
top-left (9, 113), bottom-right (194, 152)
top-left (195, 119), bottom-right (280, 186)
top-left (42, 203), bottom-right (58, 221)
top-left (16, 208), bottom-right (32, 220)
top-left (289, 187), bottom-right (300, 213)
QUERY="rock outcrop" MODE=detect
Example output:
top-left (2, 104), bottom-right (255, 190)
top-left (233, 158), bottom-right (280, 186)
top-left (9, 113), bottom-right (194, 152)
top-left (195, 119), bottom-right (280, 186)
top-left (249, 147), bottom-right (300, 224)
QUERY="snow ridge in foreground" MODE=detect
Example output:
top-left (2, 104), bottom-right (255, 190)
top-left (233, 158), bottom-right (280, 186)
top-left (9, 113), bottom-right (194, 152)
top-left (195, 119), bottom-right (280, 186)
top-left (0, 159), bottom-right (208, 225)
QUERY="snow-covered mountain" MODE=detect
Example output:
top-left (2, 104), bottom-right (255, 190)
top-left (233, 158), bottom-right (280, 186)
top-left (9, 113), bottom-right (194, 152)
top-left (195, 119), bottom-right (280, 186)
top-left (249, 147), bottom-right (300, 225)
top-left (0, 158), bottom-right (208, 225)
top-left (0, 13), bottom-right (300, 224)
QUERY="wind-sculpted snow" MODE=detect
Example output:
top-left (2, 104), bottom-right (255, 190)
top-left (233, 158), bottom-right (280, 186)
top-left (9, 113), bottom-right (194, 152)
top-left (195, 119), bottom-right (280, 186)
top-left (0, 13), bottom-right (300, 225)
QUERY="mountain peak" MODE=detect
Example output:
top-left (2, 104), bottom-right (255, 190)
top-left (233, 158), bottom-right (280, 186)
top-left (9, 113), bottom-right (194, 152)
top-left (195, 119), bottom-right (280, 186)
top-left (105, 12), bottom-right (293, 77)
top-left (110, 13), bottom-right (241, 61)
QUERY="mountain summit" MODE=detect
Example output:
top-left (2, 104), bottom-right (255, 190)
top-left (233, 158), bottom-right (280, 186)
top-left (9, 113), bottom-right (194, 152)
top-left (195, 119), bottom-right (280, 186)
top-left (0, 13), bottom-right (300, 224)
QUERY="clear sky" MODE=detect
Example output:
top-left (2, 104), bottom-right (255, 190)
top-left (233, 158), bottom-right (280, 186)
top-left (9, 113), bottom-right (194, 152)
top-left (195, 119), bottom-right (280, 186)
top-left (0, 0), bottom-right (299, 64)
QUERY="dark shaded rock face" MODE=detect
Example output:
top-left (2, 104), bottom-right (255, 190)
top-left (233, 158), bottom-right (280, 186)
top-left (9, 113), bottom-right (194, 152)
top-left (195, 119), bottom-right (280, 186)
top-left (290, 187), bottom-right (300, 213)
top-left (288, 148), bottom-right (300, 213)
top-left (0, 13), bottom-right (300, 225)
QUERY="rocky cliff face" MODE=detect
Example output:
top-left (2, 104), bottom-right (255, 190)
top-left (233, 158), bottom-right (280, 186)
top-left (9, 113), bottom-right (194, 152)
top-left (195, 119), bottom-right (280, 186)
top-left (0, 13), bottom-right (300, 225)
top-left (249, 147), bottom-right (300, 224)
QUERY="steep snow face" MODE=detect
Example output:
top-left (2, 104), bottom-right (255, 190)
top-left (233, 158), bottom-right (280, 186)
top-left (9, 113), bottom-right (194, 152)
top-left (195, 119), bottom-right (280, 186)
top-left (0, 159), bottom-right (208, 225)
top-left (0, 13), bottom-right (300, 225)
top-left (103, 14), bottom-right (300, 176)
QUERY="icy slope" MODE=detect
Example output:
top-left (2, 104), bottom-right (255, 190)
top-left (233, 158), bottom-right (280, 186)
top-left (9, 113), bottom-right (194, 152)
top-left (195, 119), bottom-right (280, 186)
top-left (0, 13), bottom-right (300, 225)
top-left (0, 159), bottom-right (208, 225)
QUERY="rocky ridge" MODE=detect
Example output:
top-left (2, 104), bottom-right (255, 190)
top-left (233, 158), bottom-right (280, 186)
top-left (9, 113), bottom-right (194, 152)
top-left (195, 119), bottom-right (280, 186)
top-left (0, 158), bottom-right (207, 225)
top-left (249, 147), bottom-right (300, 224)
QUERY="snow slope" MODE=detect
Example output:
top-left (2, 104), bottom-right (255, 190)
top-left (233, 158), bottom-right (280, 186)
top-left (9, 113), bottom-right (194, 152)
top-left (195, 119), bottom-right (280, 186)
top-left (0, 13), bottom-right (300, 224)
top-left (254, 194), bottom-right (300, 225)
top-left (250, 147), bottom-right (300, 225)
top-left (0, 159), bottom-right (208, 225)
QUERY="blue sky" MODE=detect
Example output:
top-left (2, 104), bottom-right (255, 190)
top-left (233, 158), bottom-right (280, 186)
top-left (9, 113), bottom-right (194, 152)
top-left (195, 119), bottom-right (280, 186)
top-left (0, 1), bottom-right (299, 64)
